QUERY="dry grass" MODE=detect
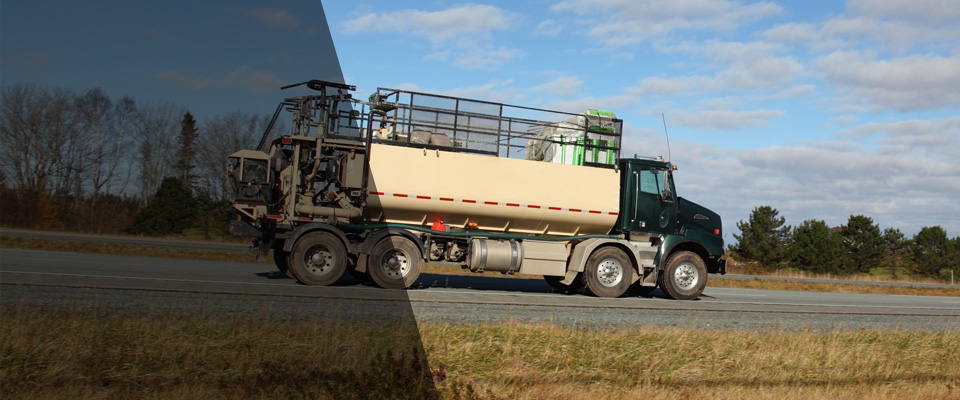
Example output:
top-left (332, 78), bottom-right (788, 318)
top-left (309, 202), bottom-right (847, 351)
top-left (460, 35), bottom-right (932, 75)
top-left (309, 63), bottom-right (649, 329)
top-left (0, 303), bottom-right (435, 400)
top-left (710, 277), bottom-right (960, 297)
top-left (421, 322), bottom-right (960, 399)
top-left (2, 303), bottom-right (958, 400)
top-left (0, 236), bottom-right (257, 263)
top-left (3, 236), bottom-right (957, 297)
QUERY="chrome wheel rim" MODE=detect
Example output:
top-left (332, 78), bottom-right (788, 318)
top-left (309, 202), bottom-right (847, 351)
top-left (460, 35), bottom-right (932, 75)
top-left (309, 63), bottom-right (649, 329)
top-left (380, 249), bottom-right (409, 278)
top-left (304, 245), bottom-right (337, 276)
top-left (674, 263), bottom-right (699, 290)
top-left (596, 258), bottom-right (623, 287)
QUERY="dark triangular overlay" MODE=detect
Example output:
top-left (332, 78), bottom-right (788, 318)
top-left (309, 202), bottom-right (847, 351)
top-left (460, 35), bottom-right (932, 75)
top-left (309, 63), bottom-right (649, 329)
top-left (313, 2), bottom-right (346, 85)
top-left (308, 3), bottom-right (439, 399)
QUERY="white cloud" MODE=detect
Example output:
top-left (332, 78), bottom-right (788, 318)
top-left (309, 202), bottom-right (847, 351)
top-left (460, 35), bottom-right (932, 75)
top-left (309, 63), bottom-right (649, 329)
top-left (666, 135), bottom-right (960, 239)
top-left (629, 41), bottom-right (803, 97)
top-left (777, 85), bottom-right (816, 98)
top-left (550, 0), bottom-right (782, 46)
top-left (762, 22), bottom-right (819, 44)
top-left (534, 20), bottom-right (563, 36)
top-left (150, 71), bottom-right (214, 92)
top-left (544, 95), bottom-right (637, 115)
top-left (341, 4), bottom-right (521, 69)
top-left (342, 4), bottom-right (515, 44)
top-left (846, 0), bottom-right (960, 25)
top-left (221, 66), bottom-right (286, 92)
top-left (151, 67), bottom-right (285, 93)
top-left (820, 17), bottom-right (941, 51)
top-left (836, 117), bottom-right (960, 156)
top-left (453, 46), bottom-right (524, 70)
top-left (531, 76), bottom-right (583, 96)
top-left (244, 8), bottom-right (300, 30)
top-left (670, 109), bottom-right (784, 130)
top-left (774, 1), bottom-right (960, 53)
top-left (815, 51), bottom-right (960, 112)
top-left (435, 80), bottom-right (526, 104)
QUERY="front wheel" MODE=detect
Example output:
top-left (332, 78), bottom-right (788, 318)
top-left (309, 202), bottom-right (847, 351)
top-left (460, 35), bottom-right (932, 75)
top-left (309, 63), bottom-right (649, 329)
top-left (658, 251), bottom-right (707, 300)
top-left (368, 236), bottom-right (422, 289)
top-left (582, 247), bottom-right (633, 298)
top-left (289, 231), bottom-right (348, 286)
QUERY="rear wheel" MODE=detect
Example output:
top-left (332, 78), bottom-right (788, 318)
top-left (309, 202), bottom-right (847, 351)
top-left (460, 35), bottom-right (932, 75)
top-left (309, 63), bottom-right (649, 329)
top-left (582, 247), bottom-right (633, 298)
top-left (368, 236), bottom-right (421, 289)
top-left (544, 274), bottom-right (583, 293)
top-left (659, 251), bottom-right (707, 300)
top-left (289, 231), bottom-right (347, 286)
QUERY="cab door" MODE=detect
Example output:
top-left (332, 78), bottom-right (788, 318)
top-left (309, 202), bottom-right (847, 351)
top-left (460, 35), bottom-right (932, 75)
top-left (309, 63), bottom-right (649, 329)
top-left (621, 165), bottom-right (678, 235)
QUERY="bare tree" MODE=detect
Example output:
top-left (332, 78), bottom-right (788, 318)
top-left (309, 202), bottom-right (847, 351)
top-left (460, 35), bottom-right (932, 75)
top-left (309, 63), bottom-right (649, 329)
top-left (196, 112), bottom-right (285, 199)
top-left (131, 101), bottom-right (185, 203)
top-left (0, 83), bottom-right (82, 196)
top-left (73, 87), bottom-right (135, 202)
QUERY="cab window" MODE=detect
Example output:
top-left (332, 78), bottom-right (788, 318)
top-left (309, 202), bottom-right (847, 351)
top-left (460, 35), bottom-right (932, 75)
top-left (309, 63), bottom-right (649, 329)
top-left (639, 169), bottom-right (661, 194)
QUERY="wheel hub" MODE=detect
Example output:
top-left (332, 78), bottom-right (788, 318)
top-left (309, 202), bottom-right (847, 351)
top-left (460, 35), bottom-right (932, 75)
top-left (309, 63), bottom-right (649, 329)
top-left (596, 258), bottom-right (623, 287)
top-left (674, 263), bottom-right (699, 290)
top-left (381, 251), bottom-right (408, 277)
top-left (306, 247), bottom-right (335, 274)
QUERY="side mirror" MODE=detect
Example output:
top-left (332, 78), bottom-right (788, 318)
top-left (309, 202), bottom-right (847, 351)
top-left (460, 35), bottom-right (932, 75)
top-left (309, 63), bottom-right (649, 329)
top-left (661, 190), bottom-right (674, 203)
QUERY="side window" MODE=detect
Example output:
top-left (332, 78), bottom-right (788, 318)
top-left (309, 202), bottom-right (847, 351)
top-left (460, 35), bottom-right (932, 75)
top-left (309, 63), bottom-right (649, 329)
top-left (639, 169), bottom-right (660, 194)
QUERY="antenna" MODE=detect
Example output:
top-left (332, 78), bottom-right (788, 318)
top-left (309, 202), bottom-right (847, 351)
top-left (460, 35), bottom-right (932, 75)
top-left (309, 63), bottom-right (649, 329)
top-left (661, 113), bottom-right (672, 162)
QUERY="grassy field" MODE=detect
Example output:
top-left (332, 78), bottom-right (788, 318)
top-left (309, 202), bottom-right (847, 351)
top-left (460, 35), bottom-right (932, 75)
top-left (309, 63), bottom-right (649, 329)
top-left (2, 303), bottom-right (958, 400)
top-left (2, 235), bottom-right (957, 297)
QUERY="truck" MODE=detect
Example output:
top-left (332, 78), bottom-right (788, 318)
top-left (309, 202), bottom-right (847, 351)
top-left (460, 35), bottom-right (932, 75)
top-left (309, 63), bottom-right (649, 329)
top-left (228, 80), bottom-right (726, 300)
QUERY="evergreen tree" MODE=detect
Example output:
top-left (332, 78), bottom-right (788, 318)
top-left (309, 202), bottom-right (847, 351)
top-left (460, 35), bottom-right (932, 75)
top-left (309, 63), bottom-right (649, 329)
top-left (839, 215), bottom-right (883, 274)
top-left (788, 219), bottom-right (843, 274)
top-left (126, 177), bottom-right (199, 236)
top-left (911, 226), bottom-right (956, 278)
top-left (732, 206), bottom-right (791, 269)
top-left (174, 111), bottom-right (198, 189)
top-left (881, 227), bottom-right (910, 279)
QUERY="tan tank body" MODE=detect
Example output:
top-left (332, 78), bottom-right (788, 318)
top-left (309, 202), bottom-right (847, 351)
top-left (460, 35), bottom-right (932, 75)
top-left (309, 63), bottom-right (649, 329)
top-left (362, 143), bottom-right (621, 236)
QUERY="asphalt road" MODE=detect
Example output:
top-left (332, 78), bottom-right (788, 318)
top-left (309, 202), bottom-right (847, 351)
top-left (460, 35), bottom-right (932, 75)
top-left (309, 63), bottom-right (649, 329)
top-left (2, 248), bottom-right (958, 331)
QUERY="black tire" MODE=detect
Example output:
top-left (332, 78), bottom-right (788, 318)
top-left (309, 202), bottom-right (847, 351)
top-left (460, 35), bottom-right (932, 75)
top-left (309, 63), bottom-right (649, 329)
top-left (659, 251), bottom-right (707, 300)
top-left (582, 247), bottom-right (633, 298)
top-left (367, 236), bottom-right (421, 289)
top-left (288, 231), bottom-right (348, 286)
top-left (272, 240), bottom-right (295, 279)
top-left (544, 274), bottom-right (583, 293)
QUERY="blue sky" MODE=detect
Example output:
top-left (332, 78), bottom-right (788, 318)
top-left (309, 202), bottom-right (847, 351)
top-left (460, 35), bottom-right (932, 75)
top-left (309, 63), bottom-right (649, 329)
top-left (3, 0), bottom-right (959, 239)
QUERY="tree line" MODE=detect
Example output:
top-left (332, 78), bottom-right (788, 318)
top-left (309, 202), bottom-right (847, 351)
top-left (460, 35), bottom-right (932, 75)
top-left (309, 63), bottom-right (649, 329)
top-left (0, 83), bottom-right (285, 236)
top-left (730, 206), bottom-right (959, 280)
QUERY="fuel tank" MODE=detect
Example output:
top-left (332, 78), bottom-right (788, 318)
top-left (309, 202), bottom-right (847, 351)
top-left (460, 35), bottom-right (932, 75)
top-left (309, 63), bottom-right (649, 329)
top-left (362, 143), bottom-right (621, 236)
